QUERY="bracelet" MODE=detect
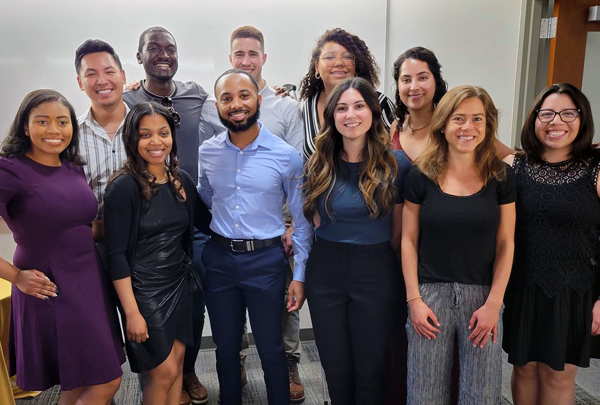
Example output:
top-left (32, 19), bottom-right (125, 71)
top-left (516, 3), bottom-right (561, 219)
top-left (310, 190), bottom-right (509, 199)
top-left (406, 295), bottom-right (422, 303)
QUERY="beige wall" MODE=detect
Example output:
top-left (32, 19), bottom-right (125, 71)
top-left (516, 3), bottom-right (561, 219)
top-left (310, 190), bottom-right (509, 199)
top-left (0, 220), bottom-right (16, 264)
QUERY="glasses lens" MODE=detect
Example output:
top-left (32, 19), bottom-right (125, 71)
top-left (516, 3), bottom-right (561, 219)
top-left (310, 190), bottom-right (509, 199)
top-left (560, 110), bottom-right (578, 122)
top-left (538, 110), bottom-right (556, 122)
top-left (161, 97), bottom-right (173, 108)
top-left (172, 111), bottom-right (181, 126)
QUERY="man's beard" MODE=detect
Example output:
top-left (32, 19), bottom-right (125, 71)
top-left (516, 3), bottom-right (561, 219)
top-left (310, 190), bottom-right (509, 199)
top-left (218, 104), bottom-right (261, 133)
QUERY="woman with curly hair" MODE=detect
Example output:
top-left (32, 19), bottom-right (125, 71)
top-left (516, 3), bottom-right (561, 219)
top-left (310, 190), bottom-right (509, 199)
top-left (402, 85), bottom-right (516, 405)
top-left (104, 102), bottom-right (211, 405)
top-left (390, 46), bottom-right (513, 162)
top-left (303, 77), bottom-right (411, 404)
top-left (0, 89), bottom-right (124, 404)
top-left (300, 27), bottom-right (395, 160)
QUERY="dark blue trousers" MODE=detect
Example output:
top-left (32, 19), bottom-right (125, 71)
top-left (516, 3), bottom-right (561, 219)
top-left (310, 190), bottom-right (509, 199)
top-left (183, 229), bottom-right (209, 375)
top-left (202, 240), bottom-right (289, 405)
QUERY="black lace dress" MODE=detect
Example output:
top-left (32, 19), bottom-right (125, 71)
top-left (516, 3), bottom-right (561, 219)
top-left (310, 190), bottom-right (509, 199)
top-left (503, 154), bottom-right (600, 371)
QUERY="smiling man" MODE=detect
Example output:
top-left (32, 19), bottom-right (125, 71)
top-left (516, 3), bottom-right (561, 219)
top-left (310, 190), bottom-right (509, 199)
top-left (123, 26), bottom-right (209, 405)
top-left (198, 26), bottom-right (306, 402)
top-left (75, 39), bottom-right (129, 240)
top-left (198, 69), bottom-right (312, 405)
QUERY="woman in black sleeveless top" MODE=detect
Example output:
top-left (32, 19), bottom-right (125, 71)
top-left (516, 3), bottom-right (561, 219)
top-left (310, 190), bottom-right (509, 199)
top-left (503, 83), bottom-right (600, 405)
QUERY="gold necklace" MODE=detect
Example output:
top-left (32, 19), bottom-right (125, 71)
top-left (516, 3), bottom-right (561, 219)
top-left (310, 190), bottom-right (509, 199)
top-left (155, 177), bottom-right (168, 184)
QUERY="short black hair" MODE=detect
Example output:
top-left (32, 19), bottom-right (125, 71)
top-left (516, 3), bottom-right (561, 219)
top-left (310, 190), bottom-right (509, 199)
top-left (214, 68), bottom-right (260, 95)
top-left (138, 26), bottom-right (176, 53)
top-left (75, 39), bottom-right (122, 75)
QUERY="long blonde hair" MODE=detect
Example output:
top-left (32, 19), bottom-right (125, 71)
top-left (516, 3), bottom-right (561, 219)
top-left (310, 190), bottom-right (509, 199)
top-left (416, 85), bottom-right (506, 183)
top-left (303, 78), bottom-right (398, 221)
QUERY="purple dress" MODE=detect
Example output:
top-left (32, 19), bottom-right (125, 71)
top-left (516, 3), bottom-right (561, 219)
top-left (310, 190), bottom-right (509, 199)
top-left (0, 155), bottom-right (125, 391)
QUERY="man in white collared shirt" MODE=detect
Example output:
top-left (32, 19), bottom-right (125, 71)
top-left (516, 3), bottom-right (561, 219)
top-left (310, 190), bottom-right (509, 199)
top-left (75, 39), bottom-right (129, 241)
top-left (198, 26), bottom-right (306, 403)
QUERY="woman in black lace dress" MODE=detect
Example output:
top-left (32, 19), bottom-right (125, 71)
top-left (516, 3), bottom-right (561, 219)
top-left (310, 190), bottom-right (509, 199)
top-left (503, 83), bottom-right (600, 405)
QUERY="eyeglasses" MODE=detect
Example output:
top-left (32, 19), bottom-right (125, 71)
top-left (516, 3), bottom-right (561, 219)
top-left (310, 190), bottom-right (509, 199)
top-left (161, 96), bottom-right (181, 126)
top-left (320, 52), bottom-right (355, 67)
top-left (536, 108), bottom-right (580, 123)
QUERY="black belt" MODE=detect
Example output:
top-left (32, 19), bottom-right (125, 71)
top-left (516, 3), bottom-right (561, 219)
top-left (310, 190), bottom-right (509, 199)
top-left (212, 233), bottom-right (281, 253)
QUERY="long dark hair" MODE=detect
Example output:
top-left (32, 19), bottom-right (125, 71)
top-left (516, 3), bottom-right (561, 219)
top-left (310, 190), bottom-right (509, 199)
top-left (299, 28), bottom-right (380, 101)
top-left (392, 47), bottom-right (448, 127)
top-left (110, 102), bottom-right (184, 202)
top-left (520, 83), bottom-right (596, 162)
top-left (303, 77), bottom-right (398, 221)
top-left (1, 89), bottom-right (85, 165)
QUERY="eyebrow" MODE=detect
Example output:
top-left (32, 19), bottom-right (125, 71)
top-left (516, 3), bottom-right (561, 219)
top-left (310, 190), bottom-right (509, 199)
top-left (336, 99), bottom-right (365, 106)
top-left (32, 115), bottom-right (69, 119)
top-left (401, 71), bottom-right (429, 77)
top-left (451, 113), bottom-right (484, 116)
top-left (139, 125), bottom-right (169, 130)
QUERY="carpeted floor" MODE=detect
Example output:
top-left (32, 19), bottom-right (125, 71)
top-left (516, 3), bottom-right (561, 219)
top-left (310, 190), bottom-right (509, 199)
top-left (15, 342), bottom-right (600, 404)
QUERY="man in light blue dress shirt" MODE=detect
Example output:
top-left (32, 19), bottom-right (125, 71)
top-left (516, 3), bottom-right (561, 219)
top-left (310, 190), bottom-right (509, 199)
top-left (198, 69), bottom-right (312, 405)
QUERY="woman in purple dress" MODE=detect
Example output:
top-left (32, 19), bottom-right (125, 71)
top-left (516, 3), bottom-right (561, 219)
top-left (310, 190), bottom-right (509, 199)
top-left (0, 90), bottom-right (125, 404)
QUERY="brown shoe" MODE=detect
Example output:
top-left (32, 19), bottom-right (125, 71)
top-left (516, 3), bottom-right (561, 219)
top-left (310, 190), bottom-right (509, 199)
top-left (288, 360), bottom-right (305, 403)
top-left (183, 373), bottom-right (209, 404)
top-left (180, 386), bottom-right (192, 405)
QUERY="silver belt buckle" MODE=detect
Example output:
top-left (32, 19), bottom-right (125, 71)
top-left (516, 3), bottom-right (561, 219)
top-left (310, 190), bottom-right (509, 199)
top-left (230, 239), bottom-right (245, 252)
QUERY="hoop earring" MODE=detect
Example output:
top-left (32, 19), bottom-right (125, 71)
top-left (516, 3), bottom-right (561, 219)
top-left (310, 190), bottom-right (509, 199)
top-left (315, 71), bottom-right (321, 80)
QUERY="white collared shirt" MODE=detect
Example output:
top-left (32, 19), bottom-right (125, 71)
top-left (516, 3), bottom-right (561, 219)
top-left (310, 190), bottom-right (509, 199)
top-left (77, 103), bottom-right (130, 219)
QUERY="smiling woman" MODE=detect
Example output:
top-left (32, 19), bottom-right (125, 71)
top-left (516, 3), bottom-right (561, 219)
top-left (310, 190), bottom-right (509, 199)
top-left (401, 85), bottom-right (516, 405)
top-left (0, 89), bottom-right (125, 404)
top-left (104, 101), bottom-right (211, 405)
top-left (300, 28), bottom-right (396, 160)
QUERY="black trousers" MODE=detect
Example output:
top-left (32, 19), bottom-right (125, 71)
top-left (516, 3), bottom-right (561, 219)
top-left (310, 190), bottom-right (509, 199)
top-left (306, 237), bottom-right (400, 405)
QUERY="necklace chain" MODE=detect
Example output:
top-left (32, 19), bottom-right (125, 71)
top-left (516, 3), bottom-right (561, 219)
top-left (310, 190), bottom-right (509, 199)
top-left (408, 118), bottom-right (430, 134)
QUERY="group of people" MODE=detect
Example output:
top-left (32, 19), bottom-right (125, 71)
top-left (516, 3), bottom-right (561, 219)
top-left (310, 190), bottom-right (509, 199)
top-left (0, 23), bottom-right (598, 405)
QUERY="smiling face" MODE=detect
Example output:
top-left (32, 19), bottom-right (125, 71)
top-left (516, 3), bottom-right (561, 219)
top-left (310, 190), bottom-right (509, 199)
top-left (534, 93), bottom-right (581, 158)
top-left (136, 113), bottom-right (173, 169)
top-left (137, 31), bottom-right (178, 82)
top-left (215, 73), bottom-right (262, 133)
top-left (24, 101), bottom-right (73, 165)
top-left (334, 88), bottom-right (373, 144)
top-left (398, 58), bottom-right (436, 112)
top-left (444, 97), bottom-right (486, 155)
top-left (77, 52), bottom-right (126, 108)
top-left (316, 41), bottom-right (356, 90)
top-left (230, 37), bottom-right (267, 83)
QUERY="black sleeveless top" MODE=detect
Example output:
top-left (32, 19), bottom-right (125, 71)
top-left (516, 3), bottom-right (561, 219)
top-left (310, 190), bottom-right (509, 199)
top-left (511, 154), bottom-right (600, 297)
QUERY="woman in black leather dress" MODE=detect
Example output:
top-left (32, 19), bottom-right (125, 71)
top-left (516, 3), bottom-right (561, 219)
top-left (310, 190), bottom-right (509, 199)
top-left (104, 102), bottom-right (211, 405)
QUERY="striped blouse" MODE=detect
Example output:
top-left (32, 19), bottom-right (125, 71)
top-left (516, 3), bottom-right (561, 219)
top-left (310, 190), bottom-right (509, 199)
top-left (302, 90), bottom-right (395, 160)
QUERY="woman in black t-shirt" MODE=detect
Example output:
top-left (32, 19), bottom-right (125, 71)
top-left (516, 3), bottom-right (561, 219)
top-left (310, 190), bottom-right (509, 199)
top-left (401, 85), bottom-right (516, 405)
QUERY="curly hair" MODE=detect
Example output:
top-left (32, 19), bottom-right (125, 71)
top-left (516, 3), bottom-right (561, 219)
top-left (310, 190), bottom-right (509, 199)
top-left (520, 83), bottom-right (596, 163)
top-left (299, 28), bottom-right (380, 101)
top-left (416, 85), bottom-right (506, 184)
top-left (303, 78), bottom-right (398, 221)
top-left (392, 47), bottom-right (448, 127)
top-left (109, 102), bottom-right (185, 202)
top-left (1, 89), bottom-right (85, 166)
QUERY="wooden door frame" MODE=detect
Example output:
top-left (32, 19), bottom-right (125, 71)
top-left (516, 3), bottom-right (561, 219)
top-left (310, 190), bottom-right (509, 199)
top-left (549, 0), bottom-right (600, 87)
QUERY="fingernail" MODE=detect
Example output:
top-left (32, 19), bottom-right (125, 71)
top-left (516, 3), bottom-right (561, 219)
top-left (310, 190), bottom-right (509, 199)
top-left (55, 289), bottom-right (60, 294)
top-left (52, 293), bottom-right (57, 297)
top-left (44, 296), bottom-right (49, 301)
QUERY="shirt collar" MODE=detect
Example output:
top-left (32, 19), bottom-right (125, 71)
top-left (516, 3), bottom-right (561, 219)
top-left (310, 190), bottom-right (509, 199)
top-left (79, 102), bottom-right (130, 135)
top-left (218, 122), bottom-right (275, 151)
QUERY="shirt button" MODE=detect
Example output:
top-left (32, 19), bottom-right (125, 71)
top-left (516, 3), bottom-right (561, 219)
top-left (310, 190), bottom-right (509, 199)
top-left (235, 223), bottom-right (239, 228)
top-left (237, 169), bottom-right (241, 173)
top-left (240, 151), bottom-right (244, 155)
top-left (236, 186), bottom-right (241, 190)
top-left (235, 205), bottom-right (240, 209)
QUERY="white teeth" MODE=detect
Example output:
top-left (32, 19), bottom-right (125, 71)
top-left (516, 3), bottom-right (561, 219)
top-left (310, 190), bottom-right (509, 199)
top-left (548, 131), bottom-right (566, 138)
top-left (97, 89), bottom-right (111, 94)
top-left (458, 136), bottom-right (474, 141)
top-left (345, 123), bottom-right (360, 128)
top-left (148, 150), bottom-right (163, 157)
top-left (43, 139), bottom-right (63, 144)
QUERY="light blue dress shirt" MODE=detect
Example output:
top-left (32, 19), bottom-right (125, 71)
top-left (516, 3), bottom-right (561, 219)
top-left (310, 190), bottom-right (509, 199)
top-left (198, 122), bottom-right (313, 282)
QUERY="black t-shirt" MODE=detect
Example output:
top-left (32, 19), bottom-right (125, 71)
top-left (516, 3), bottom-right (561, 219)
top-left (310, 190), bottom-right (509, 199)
top-left (404, 165), bottom-right (516, 285)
